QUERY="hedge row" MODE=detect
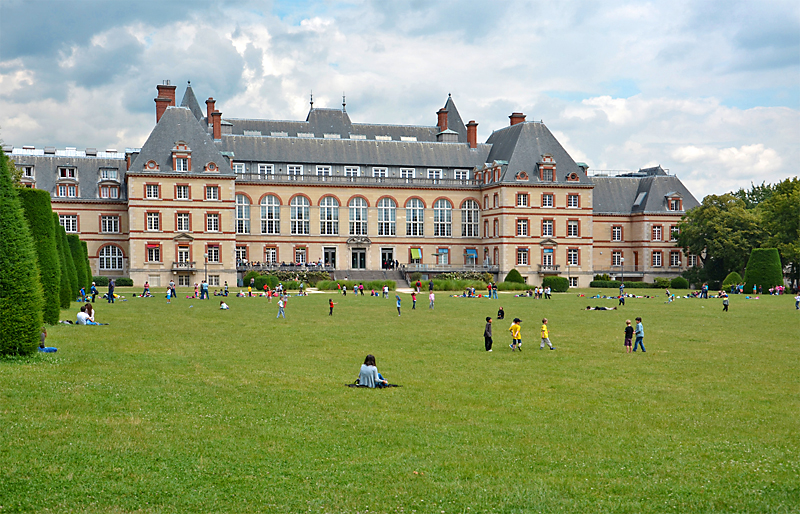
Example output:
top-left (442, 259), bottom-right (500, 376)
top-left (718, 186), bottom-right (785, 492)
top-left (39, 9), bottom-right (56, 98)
top-left (92, 276), bottom-right (133, 287)
top-left (67, 234), bottom-right (88, 291)
top-left (316, 280), bottom-right (396, 291)
top-left (590, 278), bottom-right (691, 289)
top-left (542, 276), bottom-right (569, 292)
top-left (497, 281), bottom-right (530, 291)
top-left (243, 270), bottom-right (331, 285)
top-left (53, 214), bottom-right (74, 308)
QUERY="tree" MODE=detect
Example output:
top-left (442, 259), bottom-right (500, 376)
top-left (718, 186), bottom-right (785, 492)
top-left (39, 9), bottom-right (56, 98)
top-left (732, 181), bottom-right (775, 209)
top-left (0, 149), bottom-right (44, 355)
top-left (81, 240), bottom-right (92, 286)
top-left (18, 188), bottom-right (62, 324)
top-left (67, 234), bottom-right (87, 291)
top-left (758, 177), bottom-right (800, 285)
top-left (743, 248), bottom-right (783, 291)
top-left (53, 213), bottom-right (76, 308)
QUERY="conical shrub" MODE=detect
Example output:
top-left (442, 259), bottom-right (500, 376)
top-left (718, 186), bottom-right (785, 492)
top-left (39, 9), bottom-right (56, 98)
top-left (18, 188), bottom-right (61, 324)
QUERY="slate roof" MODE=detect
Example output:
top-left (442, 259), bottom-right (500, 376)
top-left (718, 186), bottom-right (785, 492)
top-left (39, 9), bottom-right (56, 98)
top-left (591, 167), bottom-right (700, 214)
top-left (180, 84), bottom-right (205, 121)
top-left (9, 152), bottom-right (127, 201)
top-left (442, 95), bottom-right (467, 142)
top-left (130, 107), bottom-right (233, 175)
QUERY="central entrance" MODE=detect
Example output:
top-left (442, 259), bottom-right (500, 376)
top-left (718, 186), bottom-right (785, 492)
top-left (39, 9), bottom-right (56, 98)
top-left (351, 248), bottom-right (366, 269)
top-left (323, 247), bottom-right (336, 268)
top-left (381, 248), bottom-right (394, 269)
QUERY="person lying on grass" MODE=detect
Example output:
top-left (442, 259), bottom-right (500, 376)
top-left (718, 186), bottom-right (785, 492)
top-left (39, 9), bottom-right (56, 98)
top-left (358, 354), bottom-right (388, 388)
top-left (585, 306), bottom-right (617, 310)
top-left (220, 301), bottom-right (230, 310)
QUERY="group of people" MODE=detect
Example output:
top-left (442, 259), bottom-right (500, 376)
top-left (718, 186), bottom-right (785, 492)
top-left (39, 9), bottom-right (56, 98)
top-left (483, 315), bottom-right (556, 352)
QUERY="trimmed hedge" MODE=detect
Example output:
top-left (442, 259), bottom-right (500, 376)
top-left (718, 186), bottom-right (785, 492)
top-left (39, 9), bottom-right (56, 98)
top-left (0, 151), bottom-right (44, 355)
top-left (497, 281), bottom-right (530, 291)
top-left (92, 276), bottom-right (132, 287)
top-left (670, 277), bottom-right (690, 289)
top-left (53, 214), bottom-right (73, 308)
top-left (115, 277), bottom-right (133, 286)
top-left (654, 277), bottom-right (671, 289)
top-left (17, 188), bottom-right (61, 324)
top-left (504, 269), bottom-right (525, 283)
top-left (722, 271), bottom-right (743, 289)
top-left (67, 234), bottom-right (87, 291)
top-left (590, 280), bottom-right (655, 289)
top-left (243, 270), bottom-right (331, 286)
top-left (92, 276), bottom-right (110, 287)
top-left (81, 241), bottom-right (91, 287)
top-left (542, 276), bottom-right (569, 292)
top-left (744, 248), bottom-right (783, 290)
top-left (316, 280), bottom-right (396, 291)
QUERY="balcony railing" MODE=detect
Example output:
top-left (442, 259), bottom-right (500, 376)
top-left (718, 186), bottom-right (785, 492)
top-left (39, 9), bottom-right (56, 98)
top-left (172, 261), bottom-right (196, 271)
top-left (538, 264), bottom-right (561, 273)
top-left (236, 262), bottom-right (335, 272)
top-left (405, 263), bottom-right (499, 273)
top-left (235, 173), bottom-right (477, 188)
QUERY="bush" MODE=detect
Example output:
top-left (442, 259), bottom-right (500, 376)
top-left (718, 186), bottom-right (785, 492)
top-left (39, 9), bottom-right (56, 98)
top-left (590, 280), bottom-right (654, 289)
top-left (53, 215), bottom-right (74, 308)
top-left (315, 280), bottom-right (396, 291)
top-left (243, 270), bottom-right (331, 286)
top-left (409, 272), bottom-right (422, 282)
top-left (81, 241), bottom-right (91, 288)
top-left (67, 234), bottom-right (88, 291)
top-left (92, 276), bottom-right (110, 287)
top-left (670, 277), bottom-right (690, 289)
top-left (653, 277), bottom-right (671, 289)
top-left (0, 151), bottom-right (44, 355)
top-left (722, 271), bottom-right (743, 289)
top-left (436, 271), bottom-right (493, 283)
top-left (594, 273), bottom-right (611, 281)
top-left (744, 248), bottom-right (783, 291)
top-left (17, 188), bottom-right (61, 324)
top-left (504, 269), bottom-right (525, 283)
top-left (497, 281), bottom-right (530, 291)
top-left (431, 279), bottom-right (487, 292)
top-left (542, 276), bottom-right (569, 292)
top-left (115, 277), bottom-right (133, 287)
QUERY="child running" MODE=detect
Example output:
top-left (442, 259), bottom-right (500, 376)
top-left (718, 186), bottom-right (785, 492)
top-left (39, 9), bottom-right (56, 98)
top-left (624, 319), bottom-right (633, 353)
top-left (166, 286), bottom-right (171, 304)
top-left (329, 298), bottom-right (337, 316)
top-left (509, 317), bottom-right (522, 351)
top-left (396, 295), bottom-right (402, 316)
top-left (540, 318), bottom-right (555, 350)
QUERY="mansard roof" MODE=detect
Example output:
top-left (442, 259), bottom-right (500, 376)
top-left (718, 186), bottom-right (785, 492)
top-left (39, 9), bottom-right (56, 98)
top-left (591, 167), bottom-right (700, 214)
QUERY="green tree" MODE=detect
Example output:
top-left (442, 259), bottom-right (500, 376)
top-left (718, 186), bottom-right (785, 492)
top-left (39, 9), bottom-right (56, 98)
top-left (504, 269), bottom-right (525, 283)
top-left (0, 150), bottom-right (44, 355)
top-left (758, 177), bottom-right (800, 285)
top-left (67, 234), bottom-right (87, 291)
top-left (732, 181), bottom-right (775, 209)
top-left (743, 248), bottom-right (783, 291)
top-left (53, 213), bottom-right (77, 308)
top-left (18, 188), bottom-right (62, 324)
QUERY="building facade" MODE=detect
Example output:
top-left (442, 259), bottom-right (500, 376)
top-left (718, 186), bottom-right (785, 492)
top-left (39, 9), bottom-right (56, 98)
top-left (6, 81), bottom-right (700, 287)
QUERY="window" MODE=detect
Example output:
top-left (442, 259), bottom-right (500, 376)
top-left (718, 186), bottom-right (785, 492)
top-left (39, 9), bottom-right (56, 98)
top-left (235, 194), bottom-right (250, 234)
top-left (206, 213), bottom-right (219, 232)
top-left (206, 186), bottom-right (219, 200)
top-left (541, 168), bottom-right (554, 181)
top-left (568, 220), bottom-right (579, 237)
top-left (98, 245), bottom-right (123, 270)
top-left (261, 195), bottom-right (281, 234)
top-left (258, 163), bottom-right (274, 176)
top-left (670, 225), bottom-right (679, 242)
top-left (516, 193), bottom-right (528, 207)
top-left (100, 169), bottom-right (117, 180)
top-left (146, 184), bottom-right (159, 199)
top-left (178, 274), bottom-right (190, 286)
top-left (670, 251), bottom-right (681, 267)
top-left (59, 214), bottom-right (78, 233)
top-left (517, 219), bottom-right (528, 236)
top-left (236, 246), bottom-right (248, 262)
top-left (493, 194), bottom-right (498, 208)
top-left (406, 199), bottom-right (424, 236)
top-left (372, 167), bottom-right (387, 178)
top-left (344, 166), bottom-right (360, 177)
top-left (316, 165), bottom-right (331, 176)
top-left (291, 196), bottom-right (310, 235)
top-left (288, 165), bottom-right (303, 176)
top-left (484, 220), bottom-right (489, 238)
top-left (612, 251), bottom-right (622, 266)
top-left (567, 194), bottom-right (579, 208)
top-left (542, 219), bottom-right (553, 237)
top-left (427, 169), bottom-right (442, 180)
top-left (652, 225), bottom-right (662, 241)
top-left (612, 226), bottom-right (622, 242)
top-left (483, 195), bottom-right (488, 210)
top-left (652, 251), bottom-right (662, 267)
top-left (320, 196), bottom-right (339, 235)
top-left (568, 248), bottom-right (579, 265)
top-left (295, 247), bottom-right (307, 264)
top-left (569, 277), bottom-right (578, 287)
top-left (542, 248), bottom-right (554, 267)
top-left (100, 185), bottom-right (118, 198)
top-left (176, 213), bottom-right (190, 232)
top-left (175, 158), bottom-right (188, 172)
top-left (264, 247), bottom-right (277, 264)
top-left (377, 198), bottom-right (396, 236)
top-left (58, 185), bottom-right (67, 197)
top-left (493, 219), bottom-right (499, 238)
top-left (454, 169), bottom-right (469, 180)
top-left (20, 165), bottom-right (34, 178)
top-left (146, 212), bottom-right (160, 231)
top-left (233, 162), bottom-right (245, 174)
top-left (461, 200), bottom-right (479, 237)
top-left (542, 194), bottom-right (554, 207)
top-left (176, 185), bottom-right (189, 199)
top-left (207, 246), bottom-right (220, 263)
top-left (349, 197), bottom-right (368, 235)
top-left (147, 245), bottom-right (161, 262)
top-left (101, 216), bottom-right (119, 233)
top-left (59, 168), bottom-right (76, 179)
top-left (400, 168), bottom-right (415, 179)
top-left (433, 199), bottom-right (452, 237)
top-left (208, 275), bottom-right (220, 287)
top-left (688, 255), bottom-right (699, 267)
top-left (669, 198), bottom-right (682, 211)
top-left (68, 185), bottom-right (77, 197)
top-left (177, 246), bottom-right (190, 264)
top-left (437, 248), bottom-right (449, 265)
top-left (517, 248), bottom-right (529, 265)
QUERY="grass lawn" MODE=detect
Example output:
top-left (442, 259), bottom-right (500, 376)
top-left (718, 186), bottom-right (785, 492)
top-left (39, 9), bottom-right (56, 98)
top-left (1, 288), bottom-right (798, 513)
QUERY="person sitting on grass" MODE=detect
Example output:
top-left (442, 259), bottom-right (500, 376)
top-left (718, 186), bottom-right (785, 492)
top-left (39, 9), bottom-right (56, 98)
top-left (84, 302), bottom-right (95, 322)
top-left (358, 354), bottom-right (388, 388)
top-left (38, 328), bottom-right (57, 353)
top-left (76, 305), bottom-right (100, 325)
top-left (220, 301), bottom-right (230, 310)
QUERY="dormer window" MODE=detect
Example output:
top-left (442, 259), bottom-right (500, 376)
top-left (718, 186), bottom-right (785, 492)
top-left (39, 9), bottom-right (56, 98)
top-left (100, 185), bottom-right (119, 199)
top-left (176, 158), bottom-right (188, 171)
top-left (172, 141), bottom-right (192, 172)
top-left (59, 167), bottom-right (77, 179)
top-left (668, 198), bottom-right (682, 211)
top-left (538, 154), bottom-right (556, 182)
top-left (100, 168), bottom-right (118, 181)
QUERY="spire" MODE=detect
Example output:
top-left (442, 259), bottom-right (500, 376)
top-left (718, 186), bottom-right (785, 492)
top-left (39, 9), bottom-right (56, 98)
top-left (310, 91), bottom-right (313, 109)
top-left (342, 92), bottom-right (346, 112)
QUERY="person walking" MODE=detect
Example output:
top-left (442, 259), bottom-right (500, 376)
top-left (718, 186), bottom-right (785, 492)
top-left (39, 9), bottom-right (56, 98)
top-left (169, 279), bottom-right (177, 300)
top-left (329, 298), bottom-right (336, 316)
top-left (484, 316), bottom-right (493, 352)
top-left (396, 295), bottom-right (402, 316)
top-left (411, 291), bottom-right (417, 310)
top-left (540, 318), bottom-right (555, 350)
top-left (277, 298), bottom-right (286, 319)
top-left (723, 296), bottom-right (729, 312)
top-left (544, 286), bottom-right (551, 299)
top-left (416, 280), bottom-right (421, 293)
top-left (429, 291), bottom-right (435, 309)
top-left (795, 293), bottom-right (800, 310)
top-left (619, 293), bottom-right (625, 306)
top-left (633, 317), bottom-right (645, 352)
top-left (166, 286), bottom-right (171, 304)
top-left (509, 317), bottom-right (522, 351)
top-left (429, 279), bottom-right (434, 292)
top-left (107, 278), bottom-right (115, 303)
top-left (90, 282), bottom-right (98, 303)
top-left (492, 282), bottom-right (498, 299)
top-left (624, 319), bottom-right (633, 353)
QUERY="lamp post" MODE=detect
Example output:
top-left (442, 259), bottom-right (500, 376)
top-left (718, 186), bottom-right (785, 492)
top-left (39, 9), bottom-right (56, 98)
top-left (620, 257), bottom-right (624, 284)
top-left (204, 252), bottom-right (209, 283)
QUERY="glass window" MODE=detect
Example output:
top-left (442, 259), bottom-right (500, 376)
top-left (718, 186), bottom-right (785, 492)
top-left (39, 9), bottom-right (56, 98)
top-left (669, 198), bottom-right (681, 211)
top-left (236, 246), bottom-right (247, 262)
top-left (147, 246), bottom-right (160, 262)
top-left (68, 185), bottom-right (77, 197)
top-left (288, 165), bottom-right (303, 176)
top-left (233, 162), bottom-right (245, 174)
top-left (493, 194), bottom-right (498, 208)
top-left (344, 166), bottom-right (360, 177)
top-left (206, 186), bottom-right (219, 200)
top-left (101, 216), bottom-right (119, 233)
top-left (146, 184), bottom-right (159, 199)
top-left (175, 158), bottom-right (188, 171)
top-left (291, 196), bottom-right (310, 235)
top-left (433, 199), bottom-right (452, 237)
top-left (689, 255), bottom-right (698, 267)
top-left (568, 220), bottom-right (579, 237)
top-left (517, 249), bottom-right (528, 265)
top-left (461, 200), bottom-right (479, 237)
top-left (652, 226), bottom-right (662, 241)
top-left (568, 248), bottom-right (579, 265)
top-left (316, 165), bottom-right (331, 176)
top-left (542, 219), bottom-right (553, 236)
top-left (437, 248), bottom-right (449, 265)
top-left (206, 213), bottom-right (219, 232)
top-left (454, 169), bottom-right (469, 180)
top-left (542, 194), bottom-right (554, 207)
top-left (568, 194), bottom-right (579, 208)
top-left (400, 168), bottom-right (415, 179)
top-left (427, 169), bottom-right (442, 179)
top-left (569, 277), bottom-right (578, 287)
top-left (517, 193), bottom-right (528, 207)
top-left (652, 251), bottom-right (662, 267)
top-left (98, 245), bottom-right (123, 270)
top-left (320, 196), bottom-right (339, 235)
top-left (541, 168), bottom-right (554, 181)
top-left (146, 212), bottom-right (159, 231)
top-left (261, 195), bottom-right (281, 234)
top-left (101, 169), bottom-right (117, 180)
top-left (176, 213), bottom-right (190, 232)
top-left (349, 197), bottom-right (368, 235)
top-left (58, 185), bottom-right (67, 197)
top-left (670, 226), bottom-right (679, 241)
top-left (59, 214), bottom-right (78, 233)
top-left (295, 247), bottom-right (307, 264)
top-left (207, 246), bottom-right (219, 263)
top-left (377, 198), bottom-right (396, 236)
top-left (612, 251), bottom-right (622, 266)
top-left (236, 194), bottom-right (250, 234)
top-left (372, 167), bottom-right (387, 178)
top-left (264, 247), bottom-right (277, 264)
top-left (59, 168), bottom-right (76, 179)
top-left (405, 198), bottom-right (424, 236)
top-left (208, 275), bottom-right (220, 286)
top-left (612, 226), bottom-right (622, 241)
top-left (517, 219), bottom-right (528, 236)
top-left (670, 252), bottom-right (681, 266)
top-left (176, 185), bottom-right (189, 199)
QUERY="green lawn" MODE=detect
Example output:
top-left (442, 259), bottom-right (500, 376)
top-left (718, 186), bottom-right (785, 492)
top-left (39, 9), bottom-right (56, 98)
top-left (1, 288), bottom-right (798, 513)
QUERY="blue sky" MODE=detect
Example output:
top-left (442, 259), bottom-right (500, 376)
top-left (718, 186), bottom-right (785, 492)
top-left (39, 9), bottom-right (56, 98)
top-left (1, 0), bottom-right (798, 199)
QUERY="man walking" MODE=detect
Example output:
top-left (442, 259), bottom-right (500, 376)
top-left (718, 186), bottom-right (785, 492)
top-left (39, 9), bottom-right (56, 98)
top-left (633, 316), bottom-right (646, 352)
top-left (484, 317), bottom-right (493, 352)
top-left (492, 282), bottom-right (498, 299)
top-left (107, 278), bottom-right (115, 303)
top-left (277, 298), bottom-right (285, 319)
top-left (169, 279), bottom-right (177, 301)
top-left (90, 282), bottom-right (98, 303)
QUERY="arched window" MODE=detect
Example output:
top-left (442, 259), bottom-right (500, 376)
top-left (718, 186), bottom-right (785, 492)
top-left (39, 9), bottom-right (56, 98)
top-left (405, 198), bottom-right (424, 236)
top-left (260, 195), bottom-right (280, 234)
top-left (461, 199), bottom-right (479, 237)
top-left (433, 199), bottom-right (452, 237)
top-left (290, 196), bottom-right (310, 235)
top-left (349, 197), bottom-right (367, 235)
top-left (377, 198), bottom-right (396, 236)
top-left (320, 196), bottom-right (339, 235)
top-left (236, 194), bottom-right (250, 234)
top-left (98, 245), bottom-right (123, 270)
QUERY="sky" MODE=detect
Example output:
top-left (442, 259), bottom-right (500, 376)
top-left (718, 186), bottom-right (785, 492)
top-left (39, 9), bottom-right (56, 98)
top-left (1, 0), bottom-right (798, 200)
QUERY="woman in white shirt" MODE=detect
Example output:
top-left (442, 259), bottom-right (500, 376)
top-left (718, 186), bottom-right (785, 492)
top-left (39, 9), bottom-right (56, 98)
top-left (358, 354), bottom-right (388, 388)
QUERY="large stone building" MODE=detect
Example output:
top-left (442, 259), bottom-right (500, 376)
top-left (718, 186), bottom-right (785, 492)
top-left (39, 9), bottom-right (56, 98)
top-left (6, 81), bottom-right (699, 288)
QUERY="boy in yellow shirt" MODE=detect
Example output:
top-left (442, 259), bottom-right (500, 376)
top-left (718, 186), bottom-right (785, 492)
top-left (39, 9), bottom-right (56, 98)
top-left (509, 317), bottom-right (522, 351)
top-left (540, 318), bottom-right (555, 350)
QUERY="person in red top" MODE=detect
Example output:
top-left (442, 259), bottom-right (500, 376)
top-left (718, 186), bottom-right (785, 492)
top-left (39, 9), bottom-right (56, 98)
top-left (411, 291), bottom-right (417, 309)
top-left (329, 298), bottom-right (337, 316)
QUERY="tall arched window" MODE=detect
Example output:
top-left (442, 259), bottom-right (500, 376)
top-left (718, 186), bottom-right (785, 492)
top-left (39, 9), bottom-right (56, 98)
top-left (236, 194), bottom-right (250, 234)
top-left (405, 198), bottom-right (424, 236)
top-left (433, 199), bottom-right (452, 237)
top-left (260, 195), bottom-right (280, 234)
top-left (461, 199), bottom-right (479, 237)
top-left (377, 198), bottom-right (396, 236)
top-left (290, 196), bottom-right (310, 235)
top-left (98, 245), bottom-right (123, 270)
top-left (320, 196), bottom-right (339, 235)
top-left (349, 197), bottom-right (368, 235)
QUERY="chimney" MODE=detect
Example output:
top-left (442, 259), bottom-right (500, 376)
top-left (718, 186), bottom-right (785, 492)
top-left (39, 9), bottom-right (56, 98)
top-left (437, 108), bottom-right (448, 132)
top-left (154, 80), bottom-right (177, 123)
top-left (205, 97), bottom-right (216, 126)
top-left (509, 112), bottom-right (526, 126)
top-left (211, 110), bottom-right (222, 140)
top-left (466, 120), bottom-right (478, 149)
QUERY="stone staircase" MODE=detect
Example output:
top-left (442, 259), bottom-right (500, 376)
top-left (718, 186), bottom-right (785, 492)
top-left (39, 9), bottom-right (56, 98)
top-left (333, 269), bottom-right (408, 287)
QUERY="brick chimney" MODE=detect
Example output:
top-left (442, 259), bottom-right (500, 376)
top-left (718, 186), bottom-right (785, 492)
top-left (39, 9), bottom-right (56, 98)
top-left (509, 112), bottom-right (526, 126)
top-left (205, 97), bottom-right (216, 126)
top-left (211, 110), bottom-right (222, 140)
top-left (437, 108), bottom-right (448, 132)
top-left (466, 120), bottom-right (478, 149)
top-left (155, 81), bottom-right (176, 123)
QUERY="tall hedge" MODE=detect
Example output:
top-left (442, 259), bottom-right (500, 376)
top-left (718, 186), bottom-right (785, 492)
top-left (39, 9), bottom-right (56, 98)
top-left (542, 276), bottom-right (569, 292)
top-left (743, 248), bottom-right (783, 290)
top-left (17, 188), bottom-right (61, 324)
top-left (505, 269), bottom-right (525, 283)
top-left (722, 271), bottom-right (743, 289)
top-left (0, 150), bottom-right (44, 355)
top-left (53, 214), bottom-right (71, 308)
top-left (67, 234), bottom-right (87, 291)
top-left (81, 240), bottom-right (92, 287)
top-left (53, 213), bottom-right (78, 306)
